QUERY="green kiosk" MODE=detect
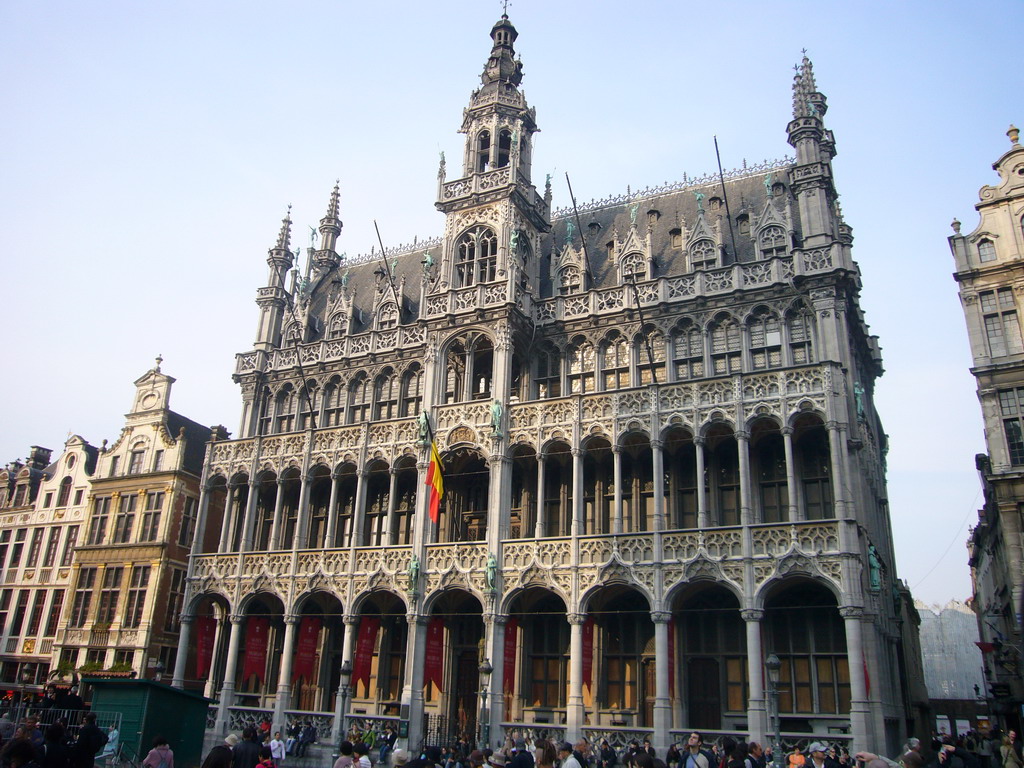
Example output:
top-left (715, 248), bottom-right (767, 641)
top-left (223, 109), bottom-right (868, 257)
top-left (85, 679), bottom-right (212, 768)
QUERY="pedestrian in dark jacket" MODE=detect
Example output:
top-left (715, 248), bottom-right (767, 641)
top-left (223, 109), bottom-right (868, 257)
top-left (41, 724), bottom-right (70, 768)
top-left (72, 715), bottom-right (107, 768)
top-left (233, 729), bottom-right (261, 768)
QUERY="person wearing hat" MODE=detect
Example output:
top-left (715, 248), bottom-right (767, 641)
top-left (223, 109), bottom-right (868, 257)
top-left (559, 743), bottom-right (582, 768)
top-left (490, 752), bottom-right (510, 768)
top-left (201, 736), bottom-right (236, 768)
top-left (804, 744), bottom-right (838, 768)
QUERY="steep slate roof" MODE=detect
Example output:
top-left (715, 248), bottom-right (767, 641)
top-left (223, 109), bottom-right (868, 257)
top-left (166, 411), bottom-right (212, 474)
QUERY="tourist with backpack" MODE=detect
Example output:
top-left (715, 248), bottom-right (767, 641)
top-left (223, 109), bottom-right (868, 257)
top-left (142, 737), bottom-right (174, 768)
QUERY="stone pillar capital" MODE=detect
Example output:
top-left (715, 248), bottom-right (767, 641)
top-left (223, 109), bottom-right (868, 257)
top-left (180, 614), bottom-right (195, 625)
top-left (693, 435), bottom-right (706, 446)
top-left (781, 426), bottom-right (794, 436)
top-left (343, 614), bottom-right (360, 626)
top-left (284, 614), bottom-right (300, 625)
top-left (407, 613), bottom-right (428, 626)
top-left (229, 614), bottom-right (245, 625)
top-left (735, 430), bottom-right (750, 442)
top-left (650, 611), bottom-right (671, 624)
top-left (839, 605), bottom-right (864, 619)
top-left (484, 613), bottom-right (509, 627)
top-left (567, 613), bottom-right (586, 626)
top-left (651, 439), bottom-right (664, 451)
top-left (741, 609), bottom-right (764, 622)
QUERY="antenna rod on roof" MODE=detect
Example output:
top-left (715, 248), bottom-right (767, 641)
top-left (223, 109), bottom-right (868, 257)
top-left (373, 220), bottom-right (406, 320)
top-left (564, 173), bottom-right (594, 286)
top-left (714, 136), bottom-right (738, 262)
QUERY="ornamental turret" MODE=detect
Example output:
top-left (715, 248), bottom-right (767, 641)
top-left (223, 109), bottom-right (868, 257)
top-left (253, 207), bottom-right (294, 351)
top-left (314, 181), bottom-right (343, 272)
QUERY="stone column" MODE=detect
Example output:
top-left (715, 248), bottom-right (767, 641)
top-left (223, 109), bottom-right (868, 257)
top-left (215, 614), bottom-right (245, 733)
top-left (782, 427), bottom-right (799, 521)
top-left (273, 615), bottom-right (300, 734)
top-left (826, 421), bottom-right (846, 517)
top-left (402, 614), bottom-right (429, 750)
top-left (205, 614), bottom-right (226, 699)
top-left (694, 437), bottom-right (708, 528)
top-left (737, 431), bottom-right (752, 525)
top-left (841, 606), bottom-right (871, 752)
top-left (240, 478), bottom-right (260, 551)
top-left (294, 472), bottom-right (312, 549)
top-left (324, 471), bottom-right (340, 548)
top-left (571, 448), bottom-right (584, 537)
top-left (651, 611), bottom-right (672, 755)
top-left (613, 445), bottom-right (623, 534)
top-left (534, 454), bottom-right (546, 538)
top-left (351, 468), bottom-right (369, 547)
top-left (172, 614), bottom-right (193, 688)
top-left (566, 612), bottom-right (585, 742)
top-left (219, 483), bottom-right (239, 551)
top-left (652, 439), bottom-right (665, 532)
top-left (331, 615), bottom-right (360, 743)
top-left (484, 613), bottom-right (508, 749)
top-left (193, 485), bottom-right (212, 555)
top-left (269, 479), bottom-right (285, 549)
top-left (386, 467), bottom-right (400, 545)
top-left (742, 609), bottom-right (767, 745)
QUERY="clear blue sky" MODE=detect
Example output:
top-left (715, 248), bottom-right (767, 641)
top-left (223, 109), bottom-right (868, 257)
top-left (2, 0), bottom-right (1020, 605)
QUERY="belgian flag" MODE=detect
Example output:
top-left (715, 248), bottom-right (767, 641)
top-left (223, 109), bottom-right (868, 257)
top-left (424, 439), bottom-right (444, 524)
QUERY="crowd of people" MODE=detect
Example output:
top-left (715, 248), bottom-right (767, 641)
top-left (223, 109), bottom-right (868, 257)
top-left (0, 711), bottom-right (122, 768)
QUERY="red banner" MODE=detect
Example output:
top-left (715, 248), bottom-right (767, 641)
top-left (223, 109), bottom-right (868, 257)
top-left (424, 617), bottom-right (445, 691)
top-left (353, 617), bottom-right (381, 691)
top-left (502, 618), bottom-right (518, 694)
top-left (292, 617), bottom-right (322, 683)
top-left (195, 616), bottom-right (217, 679)
top-left (668, 621), bottom-right (675, 697)
top-left (582, 616), bottom-right (594, 691)
top-left (242, 617), bottom-right (270, 684)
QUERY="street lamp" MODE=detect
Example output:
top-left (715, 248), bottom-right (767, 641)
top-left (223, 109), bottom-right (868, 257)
top-left (339, 660), bottom-right (353, 737)
top-left (478, 659), bottom-right (493, 748)
top-left (765, 654), bottom-right (782, 768)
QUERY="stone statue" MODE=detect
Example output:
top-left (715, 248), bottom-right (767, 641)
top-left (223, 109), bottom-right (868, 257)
top-left (867, 544), bottom-right (882, 592)
top-left (853, 381), bottom-right (866, 421)
top-left (545, 173), bottom-right (552, 188)
top-left (565, 220), bottom-right (575, 245)
top-left (408, 555), bottom-right (420, 594)
top-left (694, 191), bottom-right (705, 211)
top-left (485, 553), bottom-right (498, 593)
top-left (341, 269), bottom-right (350, 287)
top-left (630, 203), bottom-right (639, 226)
top-left (417, 412), bottom-right (429, 444)
top-left (490, 399), bottom-right (503, 437)
top-left (509, 229), bottom-right (520, 252)
top-left (763, 172), bottom-right (774, 197)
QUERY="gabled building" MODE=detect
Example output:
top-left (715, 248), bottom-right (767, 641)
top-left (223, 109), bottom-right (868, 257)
top-left (175, 14), bottom-right (915, 754)
top-left (53, 359), bottom-right (215, 682)
top-left (952, 125), bottom-right (1024, 731)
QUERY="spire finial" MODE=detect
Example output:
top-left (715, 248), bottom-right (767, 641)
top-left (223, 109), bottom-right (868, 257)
top-left (154, 354), bottom-right (163, 372)
top-left (791, 51), bottom-right (820, 119)
top-left (275, 205), bottom-right (293, 250)
top-left (1009, 125), bottom-right (1020, 146)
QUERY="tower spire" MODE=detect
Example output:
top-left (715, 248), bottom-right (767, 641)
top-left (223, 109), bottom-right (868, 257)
top-left (315, 181), bottom-right (343, 272)
top-left (275, 204), bottom-right (293, 251)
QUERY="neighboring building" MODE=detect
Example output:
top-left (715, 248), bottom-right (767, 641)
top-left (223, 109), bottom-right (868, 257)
top-left (952, 125), bottom-right (1024, 732)
top-left (53, 358), bottom-right (215, 683)
top-left (0, 441), bottom-right (93, 699)
top-left (175, 14), bottom-right (916, 754)
top-left (916, 600), bottom-right (987, 733)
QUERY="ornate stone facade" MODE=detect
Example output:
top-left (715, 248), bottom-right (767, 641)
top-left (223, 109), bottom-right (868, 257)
top-left (953, 126), bottom-right (1024, 731)
top-left (176, 16), bottom-right (914, 756)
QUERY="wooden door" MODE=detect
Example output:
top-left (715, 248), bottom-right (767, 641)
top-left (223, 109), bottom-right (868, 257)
top-left (687, 658), bottom-right (722, 729)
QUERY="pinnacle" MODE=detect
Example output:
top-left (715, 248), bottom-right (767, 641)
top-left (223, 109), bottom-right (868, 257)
top-left (326, 181), bottom-right (341, 220)
top-left (275, 204), bottom-right (293, 250)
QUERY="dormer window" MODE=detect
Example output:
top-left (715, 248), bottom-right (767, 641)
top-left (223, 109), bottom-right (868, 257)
top-left (559, 265), bottom-right (582, 295)
top-left (621, 252), bottom-right (646, 281)
top-left (328, 313), bottom-right (347, 340)
top-left (377, 303), bottom-right (399, 330)
top-left (758, 226), bottom-right (788, 259)
top-left (737, 215), bottom-right (750, 236)
top-left (456, 227), bottom-right (498, 287)
top-left (979, 239), bottom-right (997, 263)
top-left (690, 239), bottom-right (717, 270)
top-left (709, 197), bottom-right (722, 212)
top-left (497, 129), bottom-right (512, 168)
top-left (670, 228), bottom-right (683, 248)
top-left (477, 131), bottom-right (491, 172)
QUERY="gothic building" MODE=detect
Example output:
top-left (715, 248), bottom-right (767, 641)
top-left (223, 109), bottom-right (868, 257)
top-left (175, 14), bottom-right (917, 754)
top-left (953, 126), bottom-right (1024, 731)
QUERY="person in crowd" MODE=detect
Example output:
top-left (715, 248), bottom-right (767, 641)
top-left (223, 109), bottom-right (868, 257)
top-left (353, 741), bottom-right (371, 768)
top-left (600, 741), bottom-right (619, 768)
top-left (379, 726), bottom-right (397, 767)
top-left (256, 747), bottom-right (274, 768)
top-left (332, 742), bottom-right (354, 768)
top-left (99, 725), bottom-right (119, 763)
top-left (39, 723), bottom-right (69, 768)
top-left (512, 740), bottom-right (534, 768)
top-left (0, 713), bottom-right (15, 742)
top-left (5, 740), bottom-right (43, 768)
top-left (788, 746), bottom-right (806, 768)
top-left (269, 733), bottom-right (285, 768)
top-left (488, 753), bottom-right (508, 768)
top-left (71, 714), bottom-right (107, 768)
top-left (804, 743), bottom-right (837, 768)
top-left (725, 742), bottom-right (749, 768)
top-left (233, 728), bottom-right (261, 768)
top-left (748, 744), bottom-right (766, 768)
top-left (141, 737), bottom-right (174, 768)
top-left (559, 744), bottom-right (582, 768)
top-left (469, 751), bottom-right (486, 768)
top-left (200, 736), bottom-right (235, 768)
top-left (682, 734), bottom-right (714, 768)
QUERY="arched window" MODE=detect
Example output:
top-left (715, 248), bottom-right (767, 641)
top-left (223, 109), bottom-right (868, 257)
top-left (322, 377), bottom-right (345, 426)
top-left (347, 375), bottom-right (371, 425)
top-left (477, 131), bottom-right (491, 172)
top-left (274, 386), bottom-right (297, 433)
top-left (56, 477), bottom-right (73, 508)
top-left (445, 340), bottom-right (467, 403)
top-left (327, 313), bottom-right (347, 339)
top-left (621, 252), bottom-right (646, 281)
top-left (690, 239), bottom-right (717, 270)
top-left (710, 316), bottom-right (741, 375)
top-left (795, 419), bottom-right (833, 520)
top-left (758, 225), bottom-right (788, 259)
top-left (297, 382), bottom-right (318, 429)
top-left (566, 339), bottom-right (595, 394)
top-left (497, 129), bottom-right (512, 168)
top-left (670, 228), bottom-right (683, 248)
top-left (752, 422), bottom-right (788, 523)
top-left (285, 322), bottom-right (303, 344)
top-left (672, 321), bottom-right (704, 381)
top-left (787, 303), bottom-right (815, 365)
top-left (748, 308), bottom-right (782, 370)
top-left (737, 214), bottom-right (750, 236)
top-left (601, 333), bottom-right (631, 390)
top-left (374, 370), bottom-right (399, 420)
top-left (377, 303), bottom-right (398, 330)
top-left (471, 337), bottom-right (494, 400)
top-left (978, 239), bottom-right (997, 263)
top-left (455, 227), bottom-right (498, 287)
top-left (535, 343), bottom-right (562, 398)
top-left (399, 364), bottom-right (423, 418)
top-left (257, 386), bottom-right (273, 435)
top-left (559, 266), bottom-right (582, 296)
top-left (637, 328), bottom-right (666, 385)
